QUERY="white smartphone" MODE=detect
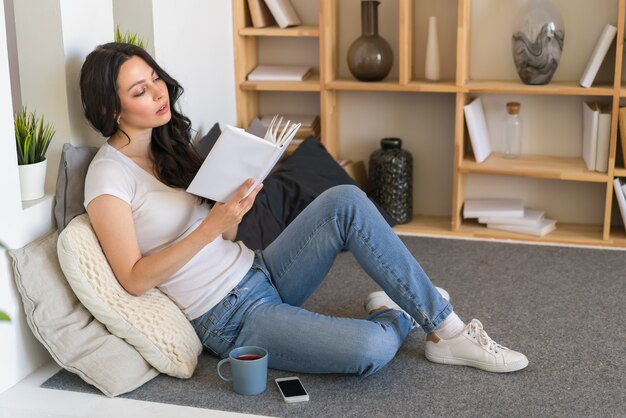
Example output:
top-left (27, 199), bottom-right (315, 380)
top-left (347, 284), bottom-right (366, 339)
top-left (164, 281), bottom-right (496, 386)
top-left (275, 376), bottom-right (309, 403)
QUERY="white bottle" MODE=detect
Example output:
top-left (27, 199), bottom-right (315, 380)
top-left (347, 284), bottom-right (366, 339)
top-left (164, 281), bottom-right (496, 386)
top-left (425, 16), bottom-right (440, 81)
top-left (503, 102), bottom-right (522, 159)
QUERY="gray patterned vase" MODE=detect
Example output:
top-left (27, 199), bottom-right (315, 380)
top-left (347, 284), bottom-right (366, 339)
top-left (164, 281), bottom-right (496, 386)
top-left (512, 0), bottom-right (564, 85)
top-left (369, 138), bottom-right (412, 224)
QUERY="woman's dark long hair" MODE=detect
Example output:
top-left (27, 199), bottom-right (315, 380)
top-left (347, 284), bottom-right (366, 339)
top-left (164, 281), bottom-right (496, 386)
top-left (80, 42), bottom-right (210, 204)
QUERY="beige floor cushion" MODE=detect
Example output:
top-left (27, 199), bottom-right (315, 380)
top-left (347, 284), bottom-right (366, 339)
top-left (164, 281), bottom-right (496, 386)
top-left (8, 231), bottom-right (159, 397)
top-left (57, 214), bottom-right (202, 379)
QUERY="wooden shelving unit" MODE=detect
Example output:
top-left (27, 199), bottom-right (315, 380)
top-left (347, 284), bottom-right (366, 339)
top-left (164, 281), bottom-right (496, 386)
top-left (232, 0), bottom-right (626, 249)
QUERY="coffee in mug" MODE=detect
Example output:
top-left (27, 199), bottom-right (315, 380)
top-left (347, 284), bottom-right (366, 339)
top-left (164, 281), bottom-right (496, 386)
top-left (217, 346), bottom-right (268, 395)
top-left (235, 354), bottom-right (262, 361)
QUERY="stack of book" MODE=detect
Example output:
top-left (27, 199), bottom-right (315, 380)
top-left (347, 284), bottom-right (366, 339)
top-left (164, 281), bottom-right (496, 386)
top-left (247, 0), bottom-right (301, 28)
top-left (582, 101), bottom-right (611, 172)
top-left (463, 198), bottom-right (557, 237)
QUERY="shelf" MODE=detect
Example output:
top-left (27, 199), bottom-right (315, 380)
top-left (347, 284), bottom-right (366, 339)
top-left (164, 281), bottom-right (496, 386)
top-left (393, 216), bottom-right (626, 248)
top-left (240, 73), bottom-right (320, 91)
top-left (393, 215), bottom-right (454, 237)
top-left (238, 25), bottom-right (319, 37)
top-left (459, 153), bottom-right (609, 183)
top-left (457, 220), bottom-right (611, 247)
top-left (463, 80), bottom-right (615, 96)
top-left (326, 79), bottom-right (613, 95)
top-left (326, 79), bottom-right (456, 93)
top-left (609, 226), bottom-right (626, 246)
top-left (232, 0), bottom-right (626, 249)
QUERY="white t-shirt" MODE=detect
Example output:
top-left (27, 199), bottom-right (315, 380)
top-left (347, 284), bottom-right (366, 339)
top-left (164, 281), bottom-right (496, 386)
top-left (84, 143), bottom-right (254, 320)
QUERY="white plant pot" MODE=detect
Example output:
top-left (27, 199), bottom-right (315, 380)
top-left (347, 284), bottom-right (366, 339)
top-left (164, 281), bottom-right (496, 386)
top-left (18, 159), bottom-right (47, 201)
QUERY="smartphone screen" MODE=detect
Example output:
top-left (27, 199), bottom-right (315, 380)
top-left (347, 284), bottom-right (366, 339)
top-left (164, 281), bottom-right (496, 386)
top-left (277, 378), bottom-right (307, 397)
top-left (276, 377), bottom-right (309, 402)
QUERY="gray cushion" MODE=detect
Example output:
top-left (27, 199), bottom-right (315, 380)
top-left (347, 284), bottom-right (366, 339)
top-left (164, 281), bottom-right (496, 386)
top-left (54, 143), bottom-right (98, 232)
top-left (8, 231), bottom-right (159, 397)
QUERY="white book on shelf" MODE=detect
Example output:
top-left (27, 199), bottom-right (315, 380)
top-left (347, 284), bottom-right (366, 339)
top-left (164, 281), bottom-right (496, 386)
top-left (614, 178), bottom-right (626, 232)
top-left (247, 65), bottom-right (312, 81)
top-left (487, 219), bottom-right (557, 237)
top-left (187, 116), bottom-right (300, 203)
top-left (478, 208), bottom-right (545, 227)
top-left (582, 101), bottom-right (599, 171)
top-left (463, 97), bottom-right (492, 164)
top-left (595, 106), bottom-right (611, 173)
top-left (263, 0), bottom-right (301, 28)
top-left (463, 198), bottom-right (524, 219)
top-left (579, 24), bottom-right (618, 88)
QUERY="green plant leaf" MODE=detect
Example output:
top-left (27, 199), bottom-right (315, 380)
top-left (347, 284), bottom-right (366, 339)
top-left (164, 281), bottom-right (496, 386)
top-left (0, 311), bottom-right (10, 322)
top-left (14, 106), bottom-right (55, 165)
top-left (114, 24), bottom-right (146, 50)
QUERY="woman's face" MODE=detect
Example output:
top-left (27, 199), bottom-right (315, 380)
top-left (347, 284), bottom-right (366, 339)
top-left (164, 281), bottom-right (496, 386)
top-left (115, 55), bottom-right (171, 133)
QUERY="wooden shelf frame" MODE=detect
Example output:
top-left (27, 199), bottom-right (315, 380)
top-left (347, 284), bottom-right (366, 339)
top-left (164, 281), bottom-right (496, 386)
top-left (459, 154), bottom-right (610, 183)
top-left (238, 25), bottom-right (320, 37)
top-left (240, 73), bottom-right (321, 92)
top-left (232, 0), bottom-right (626, 248)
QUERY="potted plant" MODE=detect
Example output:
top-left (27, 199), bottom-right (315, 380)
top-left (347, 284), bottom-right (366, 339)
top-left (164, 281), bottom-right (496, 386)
top-left (115, 25), bottom-right (146, 49)
top-left (14, 107), bottom-right (55, 201)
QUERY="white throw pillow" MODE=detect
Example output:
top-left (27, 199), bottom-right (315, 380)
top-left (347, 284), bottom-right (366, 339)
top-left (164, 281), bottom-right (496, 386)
top-left (57, 214), bottom-right (202, 379)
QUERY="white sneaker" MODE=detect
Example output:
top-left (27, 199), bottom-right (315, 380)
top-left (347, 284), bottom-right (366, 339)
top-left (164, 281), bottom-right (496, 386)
top-left (425, 319), bottom-right (529, 373)
top-left (364, 286), bottom-right (450, 328)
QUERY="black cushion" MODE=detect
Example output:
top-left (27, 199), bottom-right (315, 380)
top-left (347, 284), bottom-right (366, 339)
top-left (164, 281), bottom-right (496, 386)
top-left (236, 137), bottom-right (396, 250)
top-left (195, 122), bottom-right (222, 159)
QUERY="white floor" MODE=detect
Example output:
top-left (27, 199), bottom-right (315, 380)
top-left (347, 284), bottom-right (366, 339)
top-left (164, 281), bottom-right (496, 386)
top-left (0, 361), bottom-right (266, 418)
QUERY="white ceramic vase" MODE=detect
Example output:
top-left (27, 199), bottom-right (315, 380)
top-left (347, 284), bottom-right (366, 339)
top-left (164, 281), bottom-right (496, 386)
top-left (18, 159), bottom-right (47, 201)
top-left (425, 16), bottom-right (440, 81)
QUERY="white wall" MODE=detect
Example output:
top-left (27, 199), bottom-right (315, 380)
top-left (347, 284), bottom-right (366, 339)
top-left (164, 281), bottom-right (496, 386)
top-left (152, 0), bottom-right (237, 140)
top-left (0, 0), bottom-right (236, 393)
top-left (0, 0), bottom-right (54, 394)
top-left (112, 0), bottom-right (154, 57)
top-left (60, 0), bottom-right (115, 148)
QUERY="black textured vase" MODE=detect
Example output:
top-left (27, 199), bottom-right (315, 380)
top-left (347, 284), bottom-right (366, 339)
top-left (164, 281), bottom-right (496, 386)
top-left (347, 0), bottom-right (393, 82)
top-left (369, 138), bottom-right (412, 224)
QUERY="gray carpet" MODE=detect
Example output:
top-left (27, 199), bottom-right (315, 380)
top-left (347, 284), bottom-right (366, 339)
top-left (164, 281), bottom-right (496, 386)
top-left (42, 236), bottom-right (626, 417)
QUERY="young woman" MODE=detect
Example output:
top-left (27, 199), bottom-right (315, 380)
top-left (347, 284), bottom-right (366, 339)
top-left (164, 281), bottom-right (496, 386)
top-left (80, 42), bottom-right (528, 375)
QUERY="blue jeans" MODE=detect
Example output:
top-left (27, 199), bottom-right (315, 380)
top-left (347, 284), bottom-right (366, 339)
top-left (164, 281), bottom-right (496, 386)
top-left (191, 185), bottom-right (452, 376)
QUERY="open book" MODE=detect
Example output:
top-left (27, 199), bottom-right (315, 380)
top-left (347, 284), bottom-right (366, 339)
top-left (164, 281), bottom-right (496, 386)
top-left (187, 116), bottom-right (301, 202)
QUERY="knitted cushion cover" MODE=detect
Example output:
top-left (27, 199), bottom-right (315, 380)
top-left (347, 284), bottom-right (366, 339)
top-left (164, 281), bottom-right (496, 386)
top-left (57, 214), bottom-right (202, 378)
